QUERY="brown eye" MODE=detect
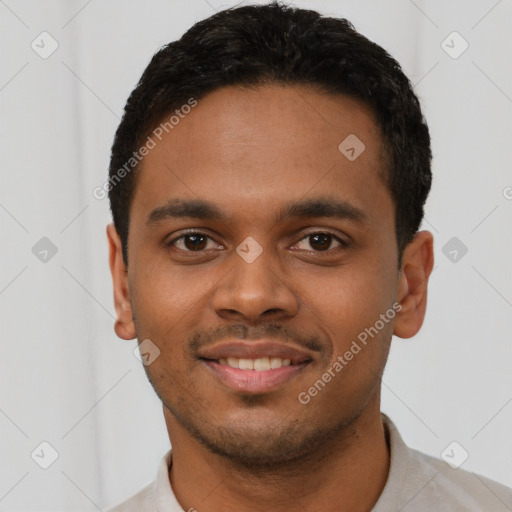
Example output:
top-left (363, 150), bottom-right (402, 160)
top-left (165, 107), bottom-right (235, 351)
top-left (308, 233), bottom-right (332, 251)
top-left (182, 234), bottom-right (208, 251)
top-left (294, 232), bottom-right (348, 252)
top-left (166, 232), bottom-right (217, 252)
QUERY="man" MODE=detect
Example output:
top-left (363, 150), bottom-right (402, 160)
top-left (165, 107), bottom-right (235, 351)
top-left (105, 2), bottom-right (512, 511)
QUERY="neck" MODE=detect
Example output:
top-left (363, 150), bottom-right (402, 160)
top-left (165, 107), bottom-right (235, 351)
top-left (164, 395), bottom-right (390, 512)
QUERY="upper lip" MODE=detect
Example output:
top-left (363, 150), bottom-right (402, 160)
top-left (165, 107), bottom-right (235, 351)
top-left (198, 340), bottom-right (313, 364)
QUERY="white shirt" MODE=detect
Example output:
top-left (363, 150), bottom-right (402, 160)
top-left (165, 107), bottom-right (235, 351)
top-left (106, 413), bottom-right (512, 511)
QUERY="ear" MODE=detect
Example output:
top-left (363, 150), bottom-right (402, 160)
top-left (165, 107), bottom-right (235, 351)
top-left (393, 230), bottom-right (434, 339)
top-left (106, 223), bottom-right (136, 340)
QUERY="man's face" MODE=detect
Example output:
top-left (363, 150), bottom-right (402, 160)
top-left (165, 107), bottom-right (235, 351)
top-left (123, 84), bottom-right (401, 466)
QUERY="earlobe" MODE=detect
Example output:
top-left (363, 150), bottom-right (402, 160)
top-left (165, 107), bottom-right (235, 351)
top-left (114, 318), bottom-right (136, 340)
top-left (393, 230), bottom-right (434, 339)
top-left (106, 223), bottom-right (137, 340)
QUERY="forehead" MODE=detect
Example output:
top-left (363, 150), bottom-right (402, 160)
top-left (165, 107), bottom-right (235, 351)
top-left (131, 83), bottom-right (392, 229)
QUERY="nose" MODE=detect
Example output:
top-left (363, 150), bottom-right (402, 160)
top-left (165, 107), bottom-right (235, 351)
top-left (211, 245), bottom-right (300, 323)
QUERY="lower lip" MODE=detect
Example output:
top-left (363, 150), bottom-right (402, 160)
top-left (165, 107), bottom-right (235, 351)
top-left (201, 360), bottom-right (309, 393)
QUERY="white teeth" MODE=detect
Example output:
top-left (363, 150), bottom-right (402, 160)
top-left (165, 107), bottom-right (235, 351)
top-left (254, 357), bottom-right (270, 371)
top-left (238, 358), bottom-right (253, 370)
top-left (271, 357), bottom-right (283, 368)
top-left (227, 357), bottom-right (238, 368)
top-left (218, 357), bottom-right (293, 370)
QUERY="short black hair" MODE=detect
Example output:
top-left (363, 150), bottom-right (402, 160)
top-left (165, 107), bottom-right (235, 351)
top-left (108, 1), bottom-right (432, 266)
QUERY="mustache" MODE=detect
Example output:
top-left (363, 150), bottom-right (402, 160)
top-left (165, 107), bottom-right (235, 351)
top-left (189, 322), bottom-right (324, 354)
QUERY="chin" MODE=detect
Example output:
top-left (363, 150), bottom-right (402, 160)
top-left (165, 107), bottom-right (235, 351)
top-left (183, 413), bottom-right (352, 472)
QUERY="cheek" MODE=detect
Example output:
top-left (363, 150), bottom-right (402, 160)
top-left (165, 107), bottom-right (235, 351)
top-left (130, 261), bottom-right (207, 342)
top-left (300, 259), bottom-right (397, 339)
top-left (129, 261), bottom-right (231, 365)
top-left (130, 269), bottom-right (206, 391)
top-left (300, 269), bottom-right (395, 403)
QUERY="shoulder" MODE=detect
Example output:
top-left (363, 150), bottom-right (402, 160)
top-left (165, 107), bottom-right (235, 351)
top-left (376, 414), bottom-right (512, 511)
top-left (104, 448), bottom-right (178, 512)
top-left (404, 446), bottom-right (512, 511)
top-left (104, 482), bottom-right (154, 512)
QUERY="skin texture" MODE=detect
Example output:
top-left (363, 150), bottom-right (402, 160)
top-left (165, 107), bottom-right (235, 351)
top-left (107, 84), bottom-right (434, 512)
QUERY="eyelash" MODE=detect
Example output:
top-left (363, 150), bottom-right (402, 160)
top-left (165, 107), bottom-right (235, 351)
top-left (165, 229), bottom-right (350, 254)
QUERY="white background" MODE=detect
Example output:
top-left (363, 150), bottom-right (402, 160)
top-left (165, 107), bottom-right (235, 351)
top-left (1, 0), bottom-right (511, 510)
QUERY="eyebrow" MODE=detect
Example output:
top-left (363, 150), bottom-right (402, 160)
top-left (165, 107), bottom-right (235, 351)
top-left (146, 196), bottom-right (368, 226)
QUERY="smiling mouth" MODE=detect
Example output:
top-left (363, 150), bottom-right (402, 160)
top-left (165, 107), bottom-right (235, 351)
top-left (197, 339), bottom-right (315, 392)
top-left (199, 357), bottom-right (312, 393)
top-left (204, 356), bottom-right (300, 371)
